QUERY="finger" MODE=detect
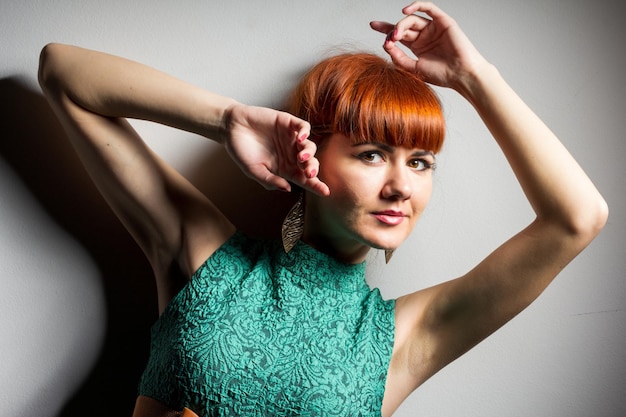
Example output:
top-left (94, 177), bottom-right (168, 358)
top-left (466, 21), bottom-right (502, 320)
top-left (295, 145), bottom-right (321, 184)
top-left (296, 138), bottom-right (319, 178)
top-left (402, 1), bottom-right (443, 18)
top-left (390, 13), bottom-right (431, 43)
top-left (383, 38), bottom-right (418, 73)
top-left (300, 156), bottom-right (320, 179)
top-left (297, 137), bottom-right (317, 160)
top-left (273, 111), bottom-right (310, 149)
top-left (287, 114), bottom-right (311, 143)
top-left (369, 20), bottom-right (395, 35)
top-left (289, 152), bottom-right (329, 196)
top-left (301, 177), bottom-right (330, 197)
top-left (402, 2), bottom-right (454, 26)
top-left (297, 152), bottom-right (319, 179)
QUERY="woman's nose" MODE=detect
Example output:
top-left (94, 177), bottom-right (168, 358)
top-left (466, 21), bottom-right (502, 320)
top-left (381, 166), bottom-right (412, 200)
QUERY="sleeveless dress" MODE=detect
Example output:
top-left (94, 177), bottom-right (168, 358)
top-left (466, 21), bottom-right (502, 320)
top-left (138, 231), bottom-right (396, 416)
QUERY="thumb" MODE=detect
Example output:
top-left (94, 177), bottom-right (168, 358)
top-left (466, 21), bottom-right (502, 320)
top-left (247, 164), bottom-right (292, 193)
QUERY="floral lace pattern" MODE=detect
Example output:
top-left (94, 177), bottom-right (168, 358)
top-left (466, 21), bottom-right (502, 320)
top-left (139, 232), bottom-right (395, 416)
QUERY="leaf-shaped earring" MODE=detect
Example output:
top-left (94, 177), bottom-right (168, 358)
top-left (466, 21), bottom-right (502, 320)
top-left (281, 193), bottom-right (305, 253)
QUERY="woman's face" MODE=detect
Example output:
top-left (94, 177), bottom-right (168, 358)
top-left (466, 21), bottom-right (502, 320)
top-left (303, 133), bottom-right (435, 263)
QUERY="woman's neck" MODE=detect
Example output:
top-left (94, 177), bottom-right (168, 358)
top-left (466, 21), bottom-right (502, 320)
top-left (300, 232), bottom-right (370, 264)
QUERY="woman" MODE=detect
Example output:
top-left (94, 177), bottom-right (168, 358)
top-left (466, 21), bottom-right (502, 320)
top-left (37, 2), bottom-right (607, 416)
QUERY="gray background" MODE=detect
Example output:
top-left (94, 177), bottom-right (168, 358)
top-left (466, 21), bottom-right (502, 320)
top-left (1, 1), bottom-right (624, 416)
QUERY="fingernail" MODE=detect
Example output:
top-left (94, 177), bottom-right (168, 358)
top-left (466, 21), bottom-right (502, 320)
top-left (308, 168), bottom-right (317, 178)
top-left (298, 133), bottom-right (308, 142)
top-left (300, 153), bottom-right (311, 162)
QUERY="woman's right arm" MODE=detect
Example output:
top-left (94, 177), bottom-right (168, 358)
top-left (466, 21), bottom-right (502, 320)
top-left (38, 43), bottom-right (327, 310)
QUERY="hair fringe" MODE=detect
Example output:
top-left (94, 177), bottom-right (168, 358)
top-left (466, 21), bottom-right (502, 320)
top-left (288, 53), bottom-right (445, 153)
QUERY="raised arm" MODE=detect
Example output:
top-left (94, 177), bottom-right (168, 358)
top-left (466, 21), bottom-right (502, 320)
top-left (372, 2), bottom-right (608, 409)
top-left (38, 43), bottom-right (327, 311)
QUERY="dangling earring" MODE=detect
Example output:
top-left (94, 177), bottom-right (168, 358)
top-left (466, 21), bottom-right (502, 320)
top-left (384, 249), bottom-right (394, 264)
top-left (281, 192), bottom-right (305, 253)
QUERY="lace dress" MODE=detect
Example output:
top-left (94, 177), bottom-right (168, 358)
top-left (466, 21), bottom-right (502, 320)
top-left (138, 231), bottom-right (396, 416)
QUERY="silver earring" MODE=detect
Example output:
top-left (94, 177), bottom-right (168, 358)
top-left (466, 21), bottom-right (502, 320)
top-left (281, 193), bottom-right (304, 253)
top-left (384, 249), bottom-right (394, 264)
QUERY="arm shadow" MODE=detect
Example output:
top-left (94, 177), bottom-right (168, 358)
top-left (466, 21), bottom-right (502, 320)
top-left (0, 77), bottom-right (297, 416)
top-left (0, 77), bottom-right (156, 416)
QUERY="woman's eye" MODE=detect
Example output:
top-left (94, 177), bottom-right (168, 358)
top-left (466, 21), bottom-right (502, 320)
top-left (359, 151), bottom-right (384, 163)
top-left (408, 159), bottom-right (435, 171)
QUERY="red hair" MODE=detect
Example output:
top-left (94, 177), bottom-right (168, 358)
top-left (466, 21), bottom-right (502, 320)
top-left (288, 53), bottom-right (445, 153)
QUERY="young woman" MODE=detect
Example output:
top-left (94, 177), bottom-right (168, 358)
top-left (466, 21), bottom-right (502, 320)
top-left (37, 2), bottom-right (607, 416)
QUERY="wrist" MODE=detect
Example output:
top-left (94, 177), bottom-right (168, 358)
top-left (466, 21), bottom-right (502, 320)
top-left (453, 60), bottom-right (500, 103)
top-left (216, 101), bottom-right (241, 145)
top-left (200, 94), bottom-right (239, 144)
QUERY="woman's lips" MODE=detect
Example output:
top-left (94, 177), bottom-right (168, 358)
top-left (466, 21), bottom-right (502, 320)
top-left (373, 210), bottom-right (406, 225)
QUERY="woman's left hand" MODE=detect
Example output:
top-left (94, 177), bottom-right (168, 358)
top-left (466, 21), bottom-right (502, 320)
top-left (370, 2), bottom-right (487, 90)
top-left (222, 103), bottom-right (330, 197)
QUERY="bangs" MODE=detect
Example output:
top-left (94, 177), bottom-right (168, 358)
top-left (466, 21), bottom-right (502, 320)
top-left (334, 65), bottom-right (445, 152)
top-left (289, 53), bottom-right (445, 153)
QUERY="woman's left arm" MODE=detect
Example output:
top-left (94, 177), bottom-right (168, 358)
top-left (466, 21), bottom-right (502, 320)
top-left (372, 1), bottom-right (608, 389)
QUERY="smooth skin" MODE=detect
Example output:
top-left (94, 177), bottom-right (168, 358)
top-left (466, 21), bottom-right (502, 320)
top-left (37, 2), bottom-right (607, 416)
top-left (372, 2), bottom-right (608, 413)
top-left (37, 46), bottom-right (328, 310)
top-left (303, 134), bottom-right (436, 264)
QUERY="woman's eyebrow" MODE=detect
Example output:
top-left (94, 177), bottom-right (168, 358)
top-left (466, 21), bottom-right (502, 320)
top-left (412, 150), bottom-right (435, 158)
top-left (352, 142), bottom-right (435, 158)
top-left (351, 142), bottom-right (395, 152)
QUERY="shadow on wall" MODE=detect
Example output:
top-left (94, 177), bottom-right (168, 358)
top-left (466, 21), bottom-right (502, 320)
top-left (0, 78), bottom-right (298, 416)
top-left (0, 77), bottom-right (156, 416)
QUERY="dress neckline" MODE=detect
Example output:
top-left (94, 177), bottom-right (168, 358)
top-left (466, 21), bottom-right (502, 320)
top-left (275, 238), bottom-right (368, 293)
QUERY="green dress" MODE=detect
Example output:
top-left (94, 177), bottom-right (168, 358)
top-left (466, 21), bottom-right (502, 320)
top-left (138, 231), bottom-right (396, 416)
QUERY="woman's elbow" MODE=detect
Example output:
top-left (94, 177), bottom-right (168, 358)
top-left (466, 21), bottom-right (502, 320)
top-left (38, 42), bottom-right (68, 96)
top-left (570, 194), bottom-right (609, 243)
top-left (589, 195), bottom-right (609, 235)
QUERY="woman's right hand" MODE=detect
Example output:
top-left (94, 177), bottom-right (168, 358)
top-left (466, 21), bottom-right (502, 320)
top-left (370, 2), bottom-right (488, 92)
top-left (221, 103), bottom-right (330, 196)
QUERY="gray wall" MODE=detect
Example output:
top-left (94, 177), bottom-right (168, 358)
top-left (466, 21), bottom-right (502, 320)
top-left (1, 1), bottom-right (624, 416)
